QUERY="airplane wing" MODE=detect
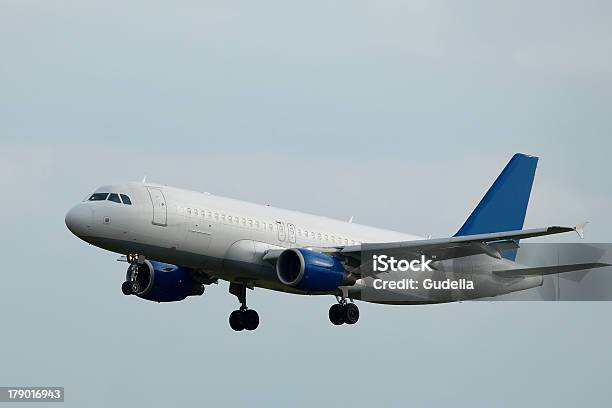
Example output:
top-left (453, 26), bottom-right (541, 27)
top-left (263, 225), bottom-right (582, 266)
top-left (336, 226), bottom-right (576, 262)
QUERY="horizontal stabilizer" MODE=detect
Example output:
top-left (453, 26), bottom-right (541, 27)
top-left (494, 263), bottom-right (611, 278)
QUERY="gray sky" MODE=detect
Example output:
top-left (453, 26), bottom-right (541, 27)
top-left (1, 1), bottom-right (611, 406)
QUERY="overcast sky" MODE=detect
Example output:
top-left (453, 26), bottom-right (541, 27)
top-left (1, 1), bottom-right (611, 407)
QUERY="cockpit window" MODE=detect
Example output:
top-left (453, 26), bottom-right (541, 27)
top-left (108, 193), bottom-right (121, 203)
top-left (120, 194), bottom-right (132, 205)
top-left (88, 193), bottom-right (109, 201)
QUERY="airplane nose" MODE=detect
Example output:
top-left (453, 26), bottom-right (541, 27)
top-left (65, 204), bottom-right (93, 236)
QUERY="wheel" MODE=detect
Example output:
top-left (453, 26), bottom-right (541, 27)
top-left (130, 281), bottom-right (141, 295)
top-left (242, 309), bottom-right (259, 331)
top-left (229, 310), bottom-right (244, 331)
top-left (329, 304), bottom-right (344, 325)
top-left (121, 281), bottom-right (132, 295)
top-left (343, 303), bottom-right (359, 325)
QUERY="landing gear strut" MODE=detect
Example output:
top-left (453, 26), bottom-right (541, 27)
top-left (329, 292), bottom-right (360, 326)
top-left (122, 253), bottom-right (145, 295)
top-left (228, 282), bottom-right (259, 331)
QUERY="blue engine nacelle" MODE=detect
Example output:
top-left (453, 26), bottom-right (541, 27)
top-left (276, 248), bottom-right (356, 292)
top-left (127, 260), bottom-right (205, 302)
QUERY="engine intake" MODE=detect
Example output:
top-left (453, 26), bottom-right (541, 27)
top-left (276, 248), bottom-right (355, 292)
top-left (127, 260), bottom-right (205, 302)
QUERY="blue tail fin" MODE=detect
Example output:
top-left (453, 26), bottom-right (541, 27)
top-left (455, 153), bottom-right (539, 259)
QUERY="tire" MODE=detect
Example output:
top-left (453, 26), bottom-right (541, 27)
top-left (343, 303), bottom-right (360, 325)
top-left (229, 310), bottom-right (244, 331)
top-left (242, 309), bottom-right (260, 331)
top-left (130, 281), bottom-right (141, 295)
top-left (329, 304), bottom-right (344, 325)
top-left (121, 281), bottom-right (132, 295)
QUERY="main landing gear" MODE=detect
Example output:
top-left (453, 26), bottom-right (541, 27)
top-left (122, 253), bottom-right (144, 295)
top-left (228, 282), bottom-right (259, 331)
top-left (329, 295), bottom-right (360, 326)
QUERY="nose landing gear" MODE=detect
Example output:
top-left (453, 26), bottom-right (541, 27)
top-left (122, 253), bottom-right (145, 295)
top-left (228, 282), bottom-right (259, 331)
top-left (121, 281), bottom-right (132, 295)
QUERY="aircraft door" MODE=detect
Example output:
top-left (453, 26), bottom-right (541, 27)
top-left (147, 187), bottom-right (167, 226)
top-left (287, 223), bottom-right (296, 244)
top-left (277, 221), bottom-right (286, 242)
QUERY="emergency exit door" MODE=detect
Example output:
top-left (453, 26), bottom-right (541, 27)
top-left (277, 221), bottom-right (286, 242)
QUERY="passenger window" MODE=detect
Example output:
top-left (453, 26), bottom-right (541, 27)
top-left (88, 193), bottom-right (109, 201)
top-left (255, 220), bottom-right (259, 228)
top-left (107, 193), bottom-right (121, 203)
top-left (120, 194), bottom-right (132, 205)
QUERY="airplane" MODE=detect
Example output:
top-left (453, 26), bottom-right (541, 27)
top-left (65, 153), bottom-right (609, 331)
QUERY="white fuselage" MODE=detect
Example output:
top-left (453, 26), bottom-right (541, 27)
top-left (67, 183), bottom-right (415, 284)
top-left (65, 182), bottom-right (542, 304)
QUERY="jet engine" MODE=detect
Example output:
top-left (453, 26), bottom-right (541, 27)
top-left (125, 260), bottom-right (205, 302)
top-left (276, 248), bottom-right (356, 292)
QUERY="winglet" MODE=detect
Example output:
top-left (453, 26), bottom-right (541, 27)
top-left (575, 221), bottom-right (589, 239)
top-left (141, 176), bottom-right (147, 183)
top-left (348, 216), bottom-right (354, 224)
